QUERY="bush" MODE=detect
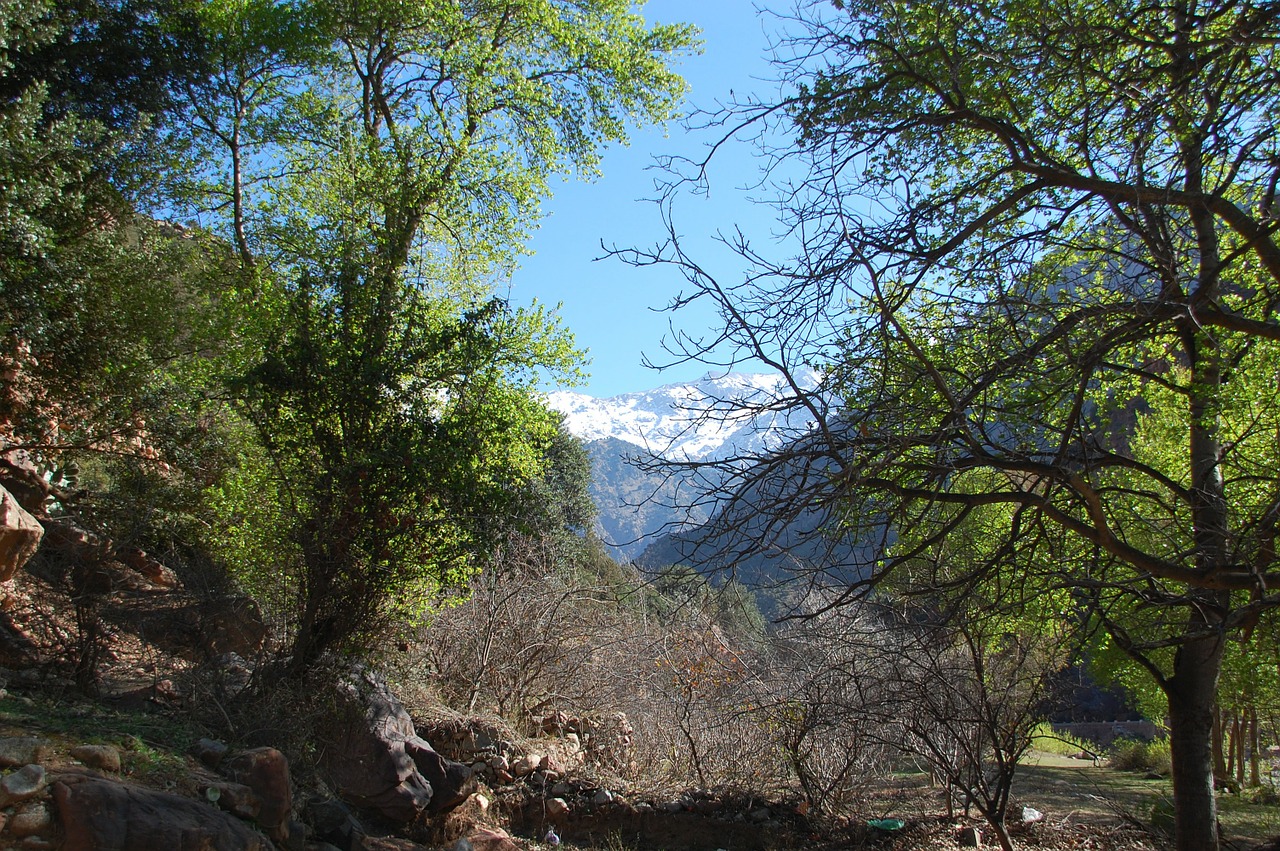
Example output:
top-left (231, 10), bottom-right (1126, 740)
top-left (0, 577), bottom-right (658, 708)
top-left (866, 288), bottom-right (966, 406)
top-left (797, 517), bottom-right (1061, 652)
top-left (1109, 737), bottom-right (1172, 775)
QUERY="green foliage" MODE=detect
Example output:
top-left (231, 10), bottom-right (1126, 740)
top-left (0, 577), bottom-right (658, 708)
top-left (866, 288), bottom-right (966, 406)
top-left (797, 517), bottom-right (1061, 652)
top-left (0, 0), bottom-right (207, 132)
top-left (0, 0), bottom-right (694, 684)
top-left (158, 0), bottom-right (696, 670)
top-left (1110, 738), bottom-right (1173, 777)
top-left (641, 0), bottom-right (1280, 845)
top-left (1029, 722), bottom-right (1098, 757)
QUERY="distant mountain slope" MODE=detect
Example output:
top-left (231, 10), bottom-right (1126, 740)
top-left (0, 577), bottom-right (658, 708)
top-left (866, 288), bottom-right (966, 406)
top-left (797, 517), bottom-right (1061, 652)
top-left (547, 371), bottom-right (817, 560)
top-left (632, 423), bottom-right (873, 617)
top-left (581, 436), bottom-right (713, 561)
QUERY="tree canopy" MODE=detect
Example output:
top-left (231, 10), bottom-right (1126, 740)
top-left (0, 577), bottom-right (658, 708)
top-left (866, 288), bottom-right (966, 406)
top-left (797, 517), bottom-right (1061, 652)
top-left (630, 1), bottom-right (1280, 848)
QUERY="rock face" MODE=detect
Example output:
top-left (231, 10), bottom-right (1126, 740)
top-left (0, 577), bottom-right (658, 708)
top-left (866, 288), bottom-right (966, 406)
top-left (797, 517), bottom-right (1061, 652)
top-left (0, 485), bottom-right (42, 582)
top-left (53, 772), bottom-right (273, 851)
top-left (321, 667), bottom-right (472, 823)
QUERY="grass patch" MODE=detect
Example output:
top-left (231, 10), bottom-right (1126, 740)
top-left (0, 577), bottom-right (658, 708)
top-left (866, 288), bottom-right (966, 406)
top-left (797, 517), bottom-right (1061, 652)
top-left (1014, 760), bottom-right (1280, 846)
top-left (0, 690), bottom-right (204, 749)
top-left (0, 689), bottom-right (207, 791)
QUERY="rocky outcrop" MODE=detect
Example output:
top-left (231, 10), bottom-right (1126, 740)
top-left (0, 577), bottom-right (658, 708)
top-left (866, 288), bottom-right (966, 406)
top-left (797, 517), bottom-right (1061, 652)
top-left (53, 772), bottom-right (273, 851)
top-left (0, 485), bottom-right (42, 582)
top-left (321, 667), bottom-right (473, 823)
top-left (420, 710), bottom-right (629, 789)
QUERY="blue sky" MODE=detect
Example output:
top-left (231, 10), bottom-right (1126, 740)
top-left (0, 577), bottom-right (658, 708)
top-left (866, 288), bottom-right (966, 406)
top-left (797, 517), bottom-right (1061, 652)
top-left (510, 1), bottom-right (789, 398)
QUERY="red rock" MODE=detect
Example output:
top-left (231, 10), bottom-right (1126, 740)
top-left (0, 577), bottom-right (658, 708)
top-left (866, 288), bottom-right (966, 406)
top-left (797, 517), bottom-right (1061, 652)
top-left (53, 773), bottom-right (271, 851)
top-left (461, 827), bottom-right (519, 851)
top-left (0, 486), bottom-right (41, 582)
top-left (222, 746), bottom-right (291, 839)
top-left (322, 668), bottom-right (472, 823)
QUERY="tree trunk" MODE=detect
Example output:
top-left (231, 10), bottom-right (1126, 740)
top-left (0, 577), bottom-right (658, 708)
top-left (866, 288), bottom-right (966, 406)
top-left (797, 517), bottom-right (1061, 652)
top-left (1166, 629), bottom-right (1225, 851)
top-left (1236, 713), bottom-right (1246, 788)
top-left (1212, 705), bottom-right (1228, 785)
top-left (1223, 711), bottom-right (1233, 783)
top-left (1250, 707), bottom-right (1261, 788)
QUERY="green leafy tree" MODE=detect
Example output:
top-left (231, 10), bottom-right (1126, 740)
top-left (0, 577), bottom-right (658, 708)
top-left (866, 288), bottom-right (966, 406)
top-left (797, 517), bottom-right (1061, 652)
top-left (1, 0), bottom-right (241, 493)
top-left (178, 0), bottom-right (695, 673)
top-left (625, 1), bottom-right (1280, 847)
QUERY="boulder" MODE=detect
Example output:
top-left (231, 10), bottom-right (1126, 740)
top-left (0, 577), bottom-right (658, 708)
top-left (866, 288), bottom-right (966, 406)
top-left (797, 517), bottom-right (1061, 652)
top-left (304, 796), bottom-right (366, 851)
top-left (0, 764), bottom-right (46, 806)
top-left (192, 738), bottom-right (230, 768)
top-left (222, 746), bottom-right (292, 840)
top-left (0, 737), bottom-right (47, 768)
top-left (510, 753), bottom-right (542, 777)
top-left (0, 485), bottom-right (42, 582)
top-left (455, 827), bottom-right (519, 851)
top-left (206, 780), bottom-right (261, 820)
top-left (8, 801), bottom-right (51, 837)
top-left (69, 744), bottom-right (121, 773)
top-left (321, 667), bottom-right (472, 823)
top-left (119, 547), bottom-right (180, 589)
top-left (53, 772), bottom-right (272, 851)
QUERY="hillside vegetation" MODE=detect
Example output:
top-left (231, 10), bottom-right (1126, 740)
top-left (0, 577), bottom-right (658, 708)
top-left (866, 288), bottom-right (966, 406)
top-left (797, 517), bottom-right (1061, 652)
top-left (3, 1), bottom-right (1280, 850)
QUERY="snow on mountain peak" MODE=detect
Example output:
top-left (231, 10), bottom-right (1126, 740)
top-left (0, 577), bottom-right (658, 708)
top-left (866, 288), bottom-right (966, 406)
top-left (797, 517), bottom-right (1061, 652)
top-left (545, 369), bottom-right (816, 461)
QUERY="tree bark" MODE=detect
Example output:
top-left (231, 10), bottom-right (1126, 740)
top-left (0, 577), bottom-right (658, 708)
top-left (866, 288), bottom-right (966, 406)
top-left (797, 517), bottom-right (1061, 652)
top-left (1250, 707), bottom-right (1261, 788)
top-left (1213, 705), bottom-right (1228, 785)
top-left (1167, 627), bottom-right (1225, 851)
top-left (1236, 713), bottom-right (1246, 787)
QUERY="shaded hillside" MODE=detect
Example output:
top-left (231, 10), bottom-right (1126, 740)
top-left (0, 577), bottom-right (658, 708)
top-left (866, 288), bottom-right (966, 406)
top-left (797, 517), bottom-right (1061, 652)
top-left (633, 425), bottom-right (874, 617)
top-left (584, 436), bottom-right (714, 560)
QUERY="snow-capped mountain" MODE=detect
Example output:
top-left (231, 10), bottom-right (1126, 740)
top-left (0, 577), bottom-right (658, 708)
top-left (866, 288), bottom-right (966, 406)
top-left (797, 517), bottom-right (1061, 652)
top-left (546, 369), bottom-right (817, 462)
top-left (545, 370), bottom-right (819, 560)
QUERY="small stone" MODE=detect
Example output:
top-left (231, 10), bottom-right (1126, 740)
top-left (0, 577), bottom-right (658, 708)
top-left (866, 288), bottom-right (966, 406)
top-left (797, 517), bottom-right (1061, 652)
top-left (473, 793), bottom-right (490, 813)
top-left (592, 789), bottom-right (613, 806)
top-left (69, 744), bottom-right (121, 772)
top-left (749, 807), bottom-right (771, 822)
top-left (486, 754), bottom-right (509, 773)
top-left (462, 828), bottom-right (519, 851)
top-left (511, 753), bottom-right (543, 776)
top-left (663, 800), bottom-right (684, 813)
top-left (545, 797), bottom-right (570, 816)
top-left (0, 738), bottom-right (45, 769)
top-left (958, 824), bottom-right (983, 847)
top-left (208, 781), bottom-right (261, 820)
top-left (20, 838), bottom-right (55, 850)
top-left (550, 781), bottom-right (572, 797)
top-left (8, 803), bottom-right (51, 837)
top-left (1020, 806), bottom-right (1043, 824)
top-left (191, 738), bottom-right (229, 768)
top-left (0, 764), bottom-right (45, 806)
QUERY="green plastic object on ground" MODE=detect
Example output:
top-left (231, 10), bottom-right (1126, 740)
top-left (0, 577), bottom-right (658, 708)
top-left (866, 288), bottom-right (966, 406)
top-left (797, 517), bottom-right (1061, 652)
top-left (867, 817), bottom-right (906, 831)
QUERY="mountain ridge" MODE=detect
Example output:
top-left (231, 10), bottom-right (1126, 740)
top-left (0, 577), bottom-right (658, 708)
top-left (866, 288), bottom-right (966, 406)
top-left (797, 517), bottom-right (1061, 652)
top-left (545, 369), bottom-right (818, 560)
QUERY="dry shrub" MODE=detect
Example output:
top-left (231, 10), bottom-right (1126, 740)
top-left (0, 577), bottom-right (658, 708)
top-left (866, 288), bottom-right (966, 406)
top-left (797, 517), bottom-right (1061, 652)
top-left (410, 530), bottom-right (784, 793)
